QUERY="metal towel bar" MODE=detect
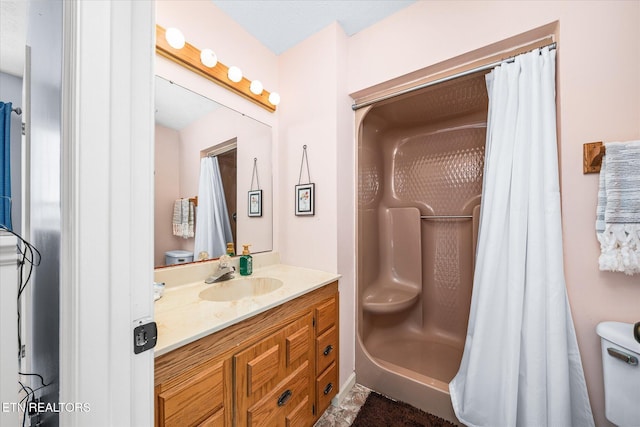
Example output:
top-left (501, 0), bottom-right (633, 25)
top-left (421, 215), bottom-right (473, 220)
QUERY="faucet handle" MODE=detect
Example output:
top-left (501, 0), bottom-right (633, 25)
top-left (219, 254), bottom-right (231, 268)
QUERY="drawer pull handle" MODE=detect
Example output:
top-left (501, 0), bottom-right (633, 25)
top-left (277, 389), bottom-right (292, 407)
top-left (323, 383), bottom-right (333, 395)
top-left (323, 345), bottom-right (333, 356)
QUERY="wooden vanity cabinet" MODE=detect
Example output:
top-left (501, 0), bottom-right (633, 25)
top-left (154, 282), bottom-right (339, 427)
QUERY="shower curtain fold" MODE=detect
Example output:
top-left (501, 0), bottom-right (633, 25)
top-left (194, 156), bottom-right (233, 260)
top-left (0, 102), bottom-right (12, 230)
top-left (449, 48), bottom-right (594, 427)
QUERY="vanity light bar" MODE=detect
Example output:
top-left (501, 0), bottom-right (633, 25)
top-left (155, 25), bottom-right (277, 112)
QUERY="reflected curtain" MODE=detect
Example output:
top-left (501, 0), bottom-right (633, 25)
top-left (0, 102), bottom-right (11, 230)
top-left (194, 156), bottom-right (233, 260)
top-left (449, 48), bottom-right (594, 427)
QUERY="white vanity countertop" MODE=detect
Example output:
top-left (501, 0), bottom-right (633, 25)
top-left (154, 263), bottom-right (340, 356)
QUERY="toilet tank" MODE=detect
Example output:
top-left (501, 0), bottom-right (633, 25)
top-left (165, 250), bottom-right (193, 266)
top-left (597, 321), bottom-right (640, 426)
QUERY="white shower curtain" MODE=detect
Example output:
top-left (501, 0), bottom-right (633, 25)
top-left (449, 48), bottom-right (594, 427)
top-left (194, 156), bottom-right (233, 260)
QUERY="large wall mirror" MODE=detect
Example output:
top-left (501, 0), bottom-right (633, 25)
top-left (154, 76), bottom-right (273, 267)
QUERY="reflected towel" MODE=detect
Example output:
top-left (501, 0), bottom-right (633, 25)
top-left (172, 198), bottom-right (195, 239)
top-left (596, 140), bottom-right (640, 275)
top-left (187, 199), bottom-right (195, 238)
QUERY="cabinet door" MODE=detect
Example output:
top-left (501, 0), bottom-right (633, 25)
top-left (247, 361), bottom-right (313, 427)
top-left (198, 408), bottom-right (225, 427)
top-left (235, 313), bottom-right (313, 426)
top-left (156, 359), bottom-right (226, 427)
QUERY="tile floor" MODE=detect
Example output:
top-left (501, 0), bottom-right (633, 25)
top-left (314, 383), bottom-right (371, 427)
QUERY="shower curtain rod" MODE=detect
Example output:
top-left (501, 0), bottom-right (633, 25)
top-left (352, 42), bottom-right (557, 111)
top-left (12, 107), bottom-right (22, 115)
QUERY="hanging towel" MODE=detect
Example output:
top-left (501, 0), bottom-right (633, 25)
top-left (187, 199), bottom-right (195, 238)
top-left (172, 198), bottom-right (195, 239)
top-left (596, 140), bottom-right (640, 275)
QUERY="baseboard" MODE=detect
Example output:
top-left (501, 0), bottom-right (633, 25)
top-left (331, 372), bottom-right (357, 407)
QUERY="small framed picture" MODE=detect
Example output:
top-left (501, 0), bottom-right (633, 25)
top-left (295, 183), bottom-right (315, 216)
top-left (248, 190), bottom-right (262, 217)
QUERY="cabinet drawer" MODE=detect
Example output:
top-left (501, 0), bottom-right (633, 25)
top-left (316, 326), bottom-right (337, 374)
top-left (247, 361), bottom-right (312, 427)
top-left (158, 360), bottom-right (224, 427)
top-left (315, 362), bottom-right (337, 417)
top-left (315, 296), bottom-right (337, 335)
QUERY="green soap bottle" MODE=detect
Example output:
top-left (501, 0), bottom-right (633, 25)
top-left (239, 244), bottom-right (252, 276)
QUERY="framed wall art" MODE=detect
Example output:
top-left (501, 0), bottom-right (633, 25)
top-left (248, 190), bottom-right (262, 217)
top-left (295, 183), bottom-right (314, 216)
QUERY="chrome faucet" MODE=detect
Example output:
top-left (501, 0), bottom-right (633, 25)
top-left (205, 255), bottom-right (235, 284)
top-left (205, 266), bottom-right (235, 284)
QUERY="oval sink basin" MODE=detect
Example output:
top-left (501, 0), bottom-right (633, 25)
top-left (199, 277), bottom-right (284, 302)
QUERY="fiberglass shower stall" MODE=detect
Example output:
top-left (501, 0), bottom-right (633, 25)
top-left (356, 72), bottom-right (489, 423)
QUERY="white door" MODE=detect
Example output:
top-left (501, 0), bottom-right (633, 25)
top-left (59, 1), bottom-right (155, 426)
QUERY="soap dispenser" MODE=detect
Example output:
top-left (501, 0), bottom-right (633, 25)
top-left (226, 242), bottom-right (235, 257)
top-left (239, 244), bottom-right (253, 276)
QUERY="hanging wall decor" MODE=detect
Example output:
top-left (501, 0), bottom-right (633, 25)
top-left (295, 145), bottom-right (315, 216)
top-left (248, 158), bottom-right (262, 217)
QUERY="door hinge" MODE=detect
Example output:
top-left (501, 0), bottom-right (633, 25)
top-left (312, 404), bottom-right (315, 415)
top-left (133, 320), bottom-right (157, 354)
top-left (312, 317), bottom-right (316, 327)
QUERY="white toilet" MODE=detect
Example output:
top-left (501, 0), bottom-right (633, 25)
top-left (597, 321), bottom-right (640, 426)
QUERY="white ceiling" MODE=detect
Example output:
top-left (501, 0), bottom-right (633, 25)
top-left (212, 0), bottom-right (416, 55)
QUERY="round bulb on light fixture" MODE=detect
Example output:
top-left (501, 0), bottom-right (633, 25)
top-left (250, 80), bottom-right (263, 95)
top-left (200, 49), bottom-right (218, 68)
top-left (165, 27), bottom-right (185, 49)
top-left (268, 92), bottom-right (281, 106)
top-left (228, 66), bottom-right (243, 83)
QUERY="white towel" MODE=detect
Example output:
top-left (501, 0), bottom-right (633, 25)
top-left (187, 199), bottom-right (195, 238)
top-left (172, 198), bottom-right (195, 239)
top-left (596, 140), bottom-right (640, 275)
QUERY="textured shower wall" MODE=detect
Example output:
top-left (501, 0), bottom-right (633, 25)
top-left (393, 127), bottom-right (485, 213)
top-left (393, 126), bottom-right (484, 341)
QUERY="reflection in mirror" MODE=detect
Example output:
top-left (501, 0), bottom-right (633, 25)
top-left (154, 76), bottom-right (272, 267)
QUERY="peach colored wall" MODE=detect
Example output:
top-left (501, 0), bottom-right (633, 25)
top-left (347, 2), bottom-right (640, 425)
top-left (278, 23), bottom-right (356, 388)
top-left (154, 124), bottom-right (186, 266)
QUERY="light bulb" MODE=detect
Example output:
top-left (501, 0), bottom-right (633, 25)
top-left (228, 66), bottom-right (243, 83)
top-left (268, 92), bottom-right (281, 106)
top-left (200, 49), bottom-right (218, 68)
top-left (165, 27), bottom-right (185, 50)
top-left (250, 80), bottom-right (263, 95)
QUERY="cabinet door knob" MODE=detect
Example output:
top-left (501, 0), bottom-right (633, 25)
top-left (277, 389), bottom-right (292, 407)
top-left (323, 383), bottom-right (333, 395)
top-left (323, 345), bottom-right (333, 356)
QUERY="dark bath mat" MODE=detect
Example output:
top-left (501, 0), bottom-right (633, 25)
top-left (351, 391), bottom-right (457, 427)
